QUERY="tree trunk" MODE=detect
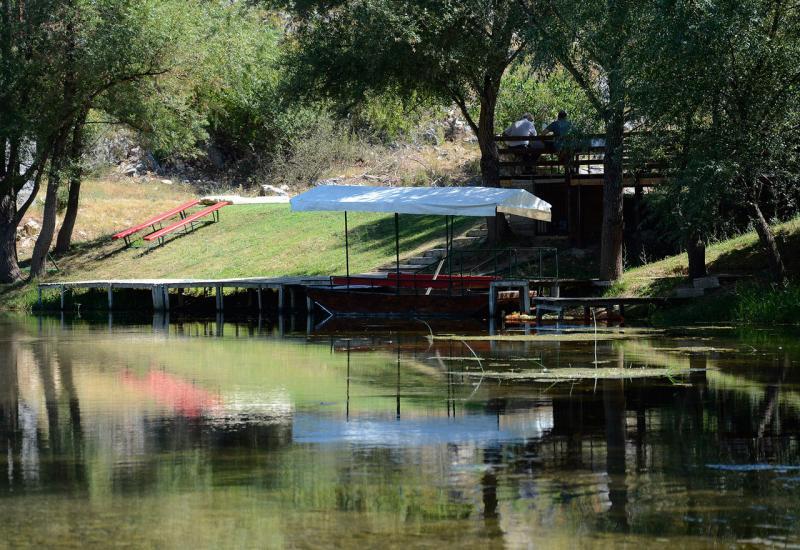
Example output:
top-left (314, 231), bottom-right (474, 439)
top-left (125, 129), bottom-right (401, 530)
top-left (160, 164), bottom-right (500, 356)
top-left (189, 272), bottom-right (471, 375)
top-left (686, 233), bottom-right (707, 279)
top-left (55, 115), bottom-right (86, 254)
top-left (29, 138), bottom-right (67, 279)
top-left (750, 201), bottom-right (787, 285)
top-left (599, 103), bottom-right (625, 280)
top-left (476, 83), bottom-right (511, 244)
top-left (0, 193), bottom-right (21, 283)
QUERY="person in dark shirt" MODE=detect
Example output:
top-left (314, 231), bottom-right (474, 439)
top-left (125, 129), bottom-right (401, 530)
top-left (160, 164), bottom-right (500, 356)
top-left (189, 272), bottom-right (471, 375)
top-left (543, 110), bottom-right (574, 153)
top-left (543, 110), bottom-right (578, 176)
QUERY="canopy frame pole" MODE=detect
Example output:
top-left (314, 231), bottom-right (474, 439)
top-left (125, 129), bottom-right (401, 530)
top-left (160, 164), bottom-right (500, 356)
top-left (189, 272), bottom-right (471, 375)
top-left (344, 211), bottom-right (350, 289)
top-left (394, 213), bottom-right (400, 294)
top-left (447, 216), bottom-right (453, 295)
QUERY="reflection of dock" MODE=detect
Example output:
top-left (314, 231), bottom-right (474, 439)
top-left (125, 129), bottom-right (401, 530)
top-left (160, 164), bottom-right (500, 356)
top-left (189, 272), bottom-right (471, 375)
top-left (37, 276), bottom-right (329, 313)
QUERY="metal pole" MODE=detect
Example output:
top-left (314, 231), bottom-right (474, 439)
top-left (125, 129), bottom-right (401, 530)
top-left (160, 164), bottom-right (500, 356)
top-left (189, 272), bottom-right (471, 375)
top-left (344, 211), bottom-right (350, 289)
top-left (447, 216), bottom-right (453, 295)
top-left (395, 212), bottom-right (400, 294)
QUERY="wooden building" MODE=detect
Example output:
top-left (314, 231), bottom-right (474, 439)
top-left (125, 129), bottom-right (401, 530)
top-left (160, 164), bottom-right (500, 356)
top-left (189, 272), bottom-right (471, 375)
top-left (495, 133), bottom-right (665, 247)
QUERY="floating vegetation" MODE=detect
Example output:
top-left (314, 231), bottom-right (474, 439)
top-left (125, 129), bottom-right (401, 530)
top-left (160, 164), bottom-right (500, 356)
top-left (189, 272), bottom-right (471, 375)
top-left (653, 346), bottom-right (739, 354)
top-left (457, 366), bottom-right (698, 382)
top-left (433, 332), bottom-right (651, 342)
top-left (429, 356), bottom-right (539, 362)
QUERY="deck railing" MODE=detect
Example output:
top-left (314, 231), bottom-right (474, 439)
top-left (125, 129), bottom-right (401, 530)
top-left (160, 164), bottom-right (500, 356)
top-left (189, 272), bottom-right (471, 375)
top-left (493, 132), bottom-right (666, 186)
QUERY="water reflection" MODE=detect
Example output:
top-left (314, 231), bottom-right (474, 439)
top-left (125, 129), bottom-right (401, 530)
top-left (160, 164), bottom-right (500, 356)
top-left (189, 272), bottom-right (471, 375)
top-left (0, 316), bottom-right (799, 547)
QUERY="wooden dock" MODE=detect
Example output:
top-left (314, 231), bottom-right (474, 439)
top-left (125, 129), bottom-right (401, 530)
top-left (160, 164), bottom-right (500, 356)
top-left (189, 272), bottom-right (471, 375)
top-left (37, 277), bottom-right (329, 312)
top-left (38, 276), bottom-right (675, 320)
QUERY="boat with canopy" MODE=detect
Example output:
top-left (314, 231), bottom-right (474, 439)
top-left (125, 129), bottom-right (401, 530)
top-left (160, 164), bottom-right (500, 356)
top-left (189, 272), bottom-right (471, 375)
top-left (290, 184), bottom-right (552, 317)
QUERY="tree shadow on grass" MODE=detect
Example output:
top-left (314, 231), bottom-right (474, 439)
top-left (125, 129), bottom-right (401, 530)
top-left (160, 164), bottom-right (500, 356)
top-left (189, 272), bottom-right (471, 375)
top-left (709, 225), bottom-right (799, 278)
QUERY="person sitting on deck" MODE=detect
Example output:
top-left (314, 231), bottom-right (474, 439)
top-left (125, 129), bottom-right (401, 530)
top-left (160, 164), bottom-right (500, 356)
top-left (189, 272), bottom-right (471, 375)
top-left (542, 110), bottom-right (577, 174)
top-left (503, 113), bottom-right (545, 173)
top-left (542, 110), bottom-right (574, 154)
top-left (503, 113), bottom-right (537, 148)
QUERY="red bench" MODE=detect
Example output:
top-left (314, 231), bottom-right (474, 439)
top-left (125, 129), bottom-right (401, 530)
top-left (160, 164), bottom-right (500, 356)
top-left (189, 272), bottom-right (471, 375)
top-left (144, 201), bottom-right (230, 244)
top-left (112, 199), bottom-right (201, 245)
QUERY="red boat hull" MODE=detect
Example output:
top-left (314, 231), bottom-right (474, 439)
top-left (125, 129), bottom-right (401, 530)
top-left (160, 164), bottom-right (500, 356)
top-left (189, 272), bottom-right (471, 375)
top-left (306, 287), bottom-right (490, 318)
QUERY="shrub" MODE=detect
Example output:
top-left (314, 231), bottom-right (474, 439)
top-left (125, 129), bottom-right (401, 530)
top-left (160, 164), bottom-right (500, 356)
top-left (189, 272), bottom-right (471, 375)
top-left (734, 282), bottom-right (800, 325)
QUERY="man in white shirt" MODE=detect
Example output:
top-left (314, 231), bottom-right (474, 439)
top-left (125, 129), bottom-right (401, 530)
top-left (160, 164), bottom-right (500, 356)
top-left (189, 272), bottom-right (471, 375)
top-left (503, 113), bottom-right (537, 148)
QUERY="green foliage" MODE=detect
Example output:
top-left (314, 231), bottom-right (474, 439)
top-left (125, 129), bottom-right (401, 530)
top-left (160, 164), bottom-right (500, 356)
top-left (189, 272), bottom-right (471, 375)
top-left (735, 282), bottom-right (800, 325)
top-left (267, 114), bottom-right (367, 188)
top-left (496, 66), bottom-right (601, 134)
top-left (649, 282), bottom-right (800, 326)
top-left (284, 0), bottom-right (534, 184)
top-left (631, 0), bottom-right (800, 244)
top-left (348, 90), bottom-right (440, 143)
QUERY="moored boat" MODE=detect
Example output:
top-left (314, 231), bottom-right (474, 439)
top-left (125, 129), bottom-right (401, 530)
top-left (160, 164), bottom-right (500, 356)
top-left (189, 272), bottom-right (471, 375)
top-left (306, 286), bottom-right (490, 318)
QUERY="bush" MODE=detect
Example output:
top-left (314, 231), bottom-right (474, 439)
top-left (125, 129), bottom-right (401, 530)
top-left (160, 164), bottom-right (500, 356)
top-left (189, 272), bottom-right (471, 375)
top-left (650, 281), bottom-right (800, 326)
top-left (735, 282), bottom-right (800, 325)
top-left (267, 115), bottom-right (367, 189)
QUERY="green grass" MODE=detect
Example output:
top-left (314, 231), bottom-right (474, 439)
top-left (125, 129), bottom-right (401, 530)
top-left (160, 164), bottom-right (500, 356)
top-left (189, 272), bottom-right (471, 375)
top-left (2, 203), bottom-right (476, 311)
top-left (43, 204), bottom-right (472, 279)
top-left (606, 217), bottom-right (800, 326)
top-left (611, 217), bottom-right (800, 298)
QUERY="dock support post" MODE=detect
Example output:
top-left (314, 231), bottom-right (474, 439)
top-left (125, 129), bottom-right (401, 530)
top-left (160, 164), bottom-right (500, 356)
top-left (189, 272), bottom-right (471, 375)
top-left (306, 296), bottom-right (313, 313)
top-left (522, 282), bottom-right (531, 314)
top-left (60, 285), bottom-right (65, 311)
top-left (151, 286), bottom-right (164, 311)
top-left (163, 286), bottom-right (169, 312)
top-left (215, 285), bottom-right (223, 312)
top-left (107, 285), bottom-right (113, 311)
top-left (489, 284), bottom-right (497, 319)
top-left (257, 286), bottom-right (263, 313)
top-left (278, 286), bottom-right (285, 312)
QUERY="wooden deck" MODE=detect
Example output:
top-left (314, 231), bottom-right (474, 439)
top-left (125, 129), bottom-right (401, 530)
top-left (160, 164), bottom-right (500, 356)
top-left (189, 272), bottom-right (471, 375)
top-left (495, 132), bottom-right (666, 245)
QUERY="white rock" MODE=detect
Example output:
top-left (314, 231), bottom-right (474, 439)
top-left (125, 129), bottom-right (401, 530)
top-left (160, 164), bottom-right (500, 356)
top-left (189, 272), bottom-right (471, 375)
top-left (22, 219), bottom-right (40, 236)
top-left (260, 184), bottom-right (289, 196)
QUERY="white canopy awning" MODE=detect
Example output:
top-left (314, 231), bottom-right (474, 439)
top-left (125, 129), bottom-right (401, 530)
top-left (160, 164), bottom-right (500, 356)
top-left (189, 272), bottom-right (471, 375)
top-left (290, 185), bottom-right (551, 221)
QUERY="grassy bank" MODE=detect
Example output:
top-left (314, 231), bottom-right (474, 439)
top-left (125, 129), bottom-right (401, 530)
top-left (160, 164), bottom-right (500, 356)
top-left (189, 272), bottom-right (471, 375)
top-left (609, 217), bottom-right (800, 325)
top-left (2, 178), bottom-right (476, 311)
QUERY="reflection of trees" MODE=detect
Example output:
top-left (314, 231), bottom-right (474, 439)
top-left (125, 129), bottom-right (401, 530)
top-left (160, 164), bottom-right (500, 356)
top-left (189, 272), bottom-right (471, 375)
top-left (0, 334), bottom-right (21, 492)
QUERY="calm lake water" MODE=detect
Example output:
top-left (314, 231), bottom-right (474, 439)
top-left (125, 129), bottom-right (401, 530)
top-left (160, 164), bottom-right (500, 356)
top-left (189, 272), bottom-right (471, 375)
top-left (1, 315), bottom-right (799, 548)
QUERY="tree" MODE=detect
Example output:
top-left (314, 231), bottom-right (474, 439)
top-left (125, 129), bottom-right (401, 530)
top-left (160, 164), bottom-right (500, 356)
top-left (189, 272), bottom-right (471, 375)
top-left (284, 0), bottom-right (533, 239)
top-left (0, 0), bottom-right (58, 283)
top-left (631, 0), bottom-right (800, 284)
top-left (0, 0), bottom-right (201, 281)
top-left (519, 0), bottom-right (640, 280)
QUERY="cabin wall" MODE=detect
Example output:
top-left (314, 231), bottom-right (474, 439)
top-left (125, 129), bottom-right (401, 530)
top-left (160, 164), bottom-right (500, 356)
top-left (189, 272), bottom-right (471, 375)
top-left (530, 185), bottom-right (651, 250)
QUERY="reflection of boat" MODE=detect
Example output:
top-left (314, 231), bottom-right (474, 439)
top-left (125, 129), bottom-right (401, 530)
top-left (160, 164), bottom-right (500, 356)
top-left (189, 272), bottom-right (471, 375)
top-left (122, 370), bottom-right (221, 417)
